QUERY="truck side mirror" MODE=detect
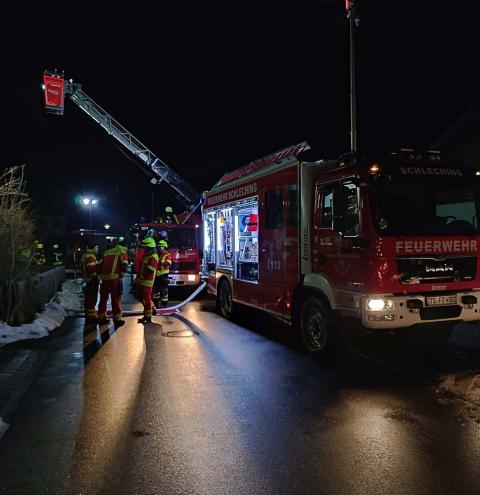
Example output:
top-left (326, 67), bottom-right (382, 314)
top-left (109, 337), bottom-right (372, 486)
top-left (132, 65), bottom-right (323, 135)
top-left (332, 184), bottom-right (347, 233)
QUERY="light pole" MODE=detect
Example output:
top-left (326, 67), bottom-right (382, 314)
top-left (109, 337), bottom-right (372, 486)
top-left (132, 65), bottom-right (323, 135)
top-left (346, 0), bottom-right (360, 152)
top-left (81, 197), bottom-right (98, 230)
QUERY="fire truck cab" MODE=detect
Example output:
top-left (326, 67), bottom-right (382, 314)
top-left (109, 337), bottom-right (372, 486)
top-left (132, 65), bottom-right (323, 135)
top-left (203, 143), bottom-right (480, 353)
top-left (133, 222), bottom-right (201, 287)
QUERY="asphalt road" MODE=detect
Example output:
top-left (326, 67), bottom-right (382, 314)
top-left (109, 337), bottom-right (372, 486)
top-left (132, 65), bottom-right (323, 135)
top-left (0, 288), bottom-right (479, 495)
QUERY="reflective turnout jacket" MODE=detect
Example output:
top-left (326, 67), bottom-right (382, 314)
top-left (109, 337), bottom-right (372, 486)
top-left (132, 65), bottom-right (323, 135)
top-left (157, 252), bottom-right (172, 276)
top-left (53, 251), bottom-right (63, 266)
top-left (98, 245), bottom-right (128, 281)
top-left (135, 252), bottom-right (159, 287)
top-left (81, 249), bottom-right (98, 282)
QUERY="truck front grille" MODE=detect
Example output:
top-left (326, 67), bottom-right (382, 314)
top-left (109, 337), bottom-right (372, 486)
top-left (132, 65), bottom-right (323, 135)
top-left (170, 261), bottom-right (197, 272)
top-left (420, 305), bottom-right (462, 320)
top-left (397, 255), bottom-right (476, 284)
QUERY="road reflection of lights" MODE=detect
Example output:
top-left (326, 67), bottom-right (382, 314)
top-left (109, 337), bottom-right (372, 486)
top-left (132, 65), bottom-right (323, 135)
top-left (340, 393), bottom-right (425, 490)
top-left (457, 411), bottom-right (480, 479)
top-left (73, 322), bottom-right (146, 486)
top-left (155, 312), bottom-right (268, 487)
top-left (101, 325), bottom-right (145, 414)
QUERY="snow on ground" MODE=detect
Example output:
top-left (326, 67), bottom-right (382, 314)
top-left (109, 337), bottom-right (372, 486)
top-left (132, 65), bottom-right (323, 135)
top-left (0, 279), bottom-right (83, 346)
top-left (436, 322), bottom-right (480, 423)
top-left (0, 417), bottom-right (8, 439)
top-left (52, 279), bottom-right (84, 312)
top-left (436, 372), bottom-right (480, 423)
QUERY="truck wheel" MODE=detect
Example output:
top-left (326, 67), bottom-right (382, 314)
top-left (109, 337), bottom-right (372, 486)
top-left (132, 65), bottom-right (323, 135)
top-left (217, 279), bottom-right (234, 319)
top-left (298, 296), bottom-right (332, 353)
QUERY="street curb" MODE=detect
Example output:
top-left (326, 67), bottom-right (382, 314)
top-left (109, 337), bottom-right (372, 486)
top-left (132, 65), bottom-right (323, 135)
top-left (0, 347), bottom-right (51, 440)
top-left (0, 316), bottom-right (81, 441)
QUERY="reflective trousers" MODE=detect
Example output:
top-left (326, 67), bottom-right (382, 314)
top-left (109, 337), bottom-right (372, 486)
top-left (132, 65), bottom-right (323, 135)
top-left (153, 274), bottom-right (169, 303)
top-left (135, 284), bottom-right (153, 318)
top-left (84, 280), bottom-right (99, 319)
top-left (98, 279), bottom-right (122, 321)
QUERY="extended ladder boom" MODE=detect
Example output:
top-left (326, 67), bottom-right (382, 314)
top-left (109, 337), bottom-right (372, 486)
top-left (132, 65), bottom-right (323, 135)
top-left (69, 87), bottom-right (199, 208)
top-left (44, 71), bottom-right (200, 209)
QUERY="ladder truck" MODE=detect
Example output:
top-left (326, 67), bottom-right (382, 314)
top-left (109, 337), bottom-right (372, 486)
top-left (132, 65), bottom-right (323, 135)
top-left (42, 70), bottom-right (203, 288)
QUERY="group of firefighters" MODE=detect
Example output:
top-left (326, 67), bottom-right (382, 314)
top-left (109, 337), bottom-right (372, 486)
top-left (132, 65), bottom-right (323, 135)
top-left (80, 235), bottom-right (172, 327)
top-left (20, 241), bottom-right (64, 268)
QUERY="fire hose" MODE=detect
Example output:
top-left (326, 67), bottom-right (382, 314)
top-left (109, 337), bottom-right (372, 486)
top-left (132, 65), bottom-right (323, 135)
top-left (104, 281), bottom-right (207, 317)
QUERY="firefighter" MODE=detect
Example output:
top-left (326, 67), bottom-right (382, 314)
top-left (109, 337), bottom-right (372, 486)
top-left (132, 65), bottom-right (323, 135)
top-left (19, 246), bottom-right (32, 264)
top-left (159, 206), bottom-right (178, 224)
top-left (32, 242), bottom-right (46, 268)
top-left (52, 244), bottom-right (64, 267)
top-left (134, 237), bottom-right (158, 324)
top-left (97, 238), bottom-right (128, 329)
top-left (116, 236), bottom-right (129, 295)
top-left (117, 236), bottom-right (127, 252)
top-left (155, 239), bottom-right (172, 308)
top-left (81, 242), bottom-right (99, 323)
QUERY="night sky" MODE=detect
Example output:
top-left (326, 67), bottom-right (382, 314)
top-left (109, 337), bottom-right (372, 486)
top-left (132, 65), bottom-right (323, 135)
top-left (1, 1), bottom-right (479, 235)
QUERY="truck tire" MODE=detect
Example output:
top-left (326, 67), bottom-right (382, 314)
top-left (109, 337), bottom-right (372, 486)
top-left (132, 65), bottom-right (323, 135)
top-left (217, 279), bottom-right (234, 320)
top-left (297, 296), bottom-right (332, 354)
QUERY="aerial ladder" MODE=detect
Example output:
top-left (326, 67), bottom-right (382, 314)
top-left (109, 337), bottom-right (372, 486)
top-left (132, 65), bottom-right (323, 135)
top-left (42, 70), bottom-right (206, 313)
top-left (42, 69), bottom-right (201, 218)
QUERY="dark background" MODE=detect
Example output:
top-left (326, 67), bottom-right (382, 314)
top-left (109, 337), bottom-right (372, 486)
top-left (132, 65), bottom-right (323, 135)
top-left (1, 1), bottom-right (479, 235)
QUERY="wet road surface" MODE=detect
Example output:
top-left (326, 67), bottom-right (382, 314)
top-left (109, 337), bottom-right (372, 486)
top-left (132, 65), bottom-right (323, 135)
top-left (0, 287), bottom-right (479, 495)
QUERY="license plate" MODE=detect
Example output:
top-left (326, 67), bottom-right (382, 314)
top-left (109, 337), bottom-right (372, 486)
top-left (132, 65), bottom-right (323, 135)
top-left (426, 295), bottom-right (457, 306)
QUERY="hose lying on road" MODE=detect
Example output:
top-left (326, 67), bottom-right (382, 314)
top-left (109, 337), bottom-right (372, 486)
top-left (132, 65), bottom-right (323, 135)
top-left (105, 281), bottom-right (207, 317)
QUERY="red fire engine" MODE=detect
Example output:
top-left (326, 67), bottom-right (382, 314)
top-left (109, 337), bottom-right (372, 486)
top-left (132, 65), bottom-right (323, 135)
top-left (203, 142), bottom-right (480, 353)
top-left (132, 220), bottom-right (202, 287)
top-left (43, 70), bottom-right (203, 288)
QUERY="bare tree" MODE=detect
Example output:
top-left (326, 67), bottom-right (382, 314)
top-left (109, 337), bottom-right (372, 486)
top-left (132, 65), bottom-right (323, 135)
top-left (0, 166), bottom-right (35, 324)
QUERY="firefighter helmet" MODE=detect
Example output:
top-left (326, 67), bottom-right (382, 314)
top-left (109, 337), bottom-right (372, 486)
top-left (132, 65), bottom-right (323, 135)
top-left (53, 244), bottom-right (59, 249)
top-left (158, 239), bottom-right (168, 248)
top-left (141, 237), bottom-right (156, 248)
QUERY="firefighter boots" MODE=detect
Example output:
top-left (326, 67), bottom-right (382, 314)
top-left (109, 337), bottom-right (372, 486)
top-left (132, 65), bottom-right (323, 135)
top-left (137, 316), bottom-right (152, 324)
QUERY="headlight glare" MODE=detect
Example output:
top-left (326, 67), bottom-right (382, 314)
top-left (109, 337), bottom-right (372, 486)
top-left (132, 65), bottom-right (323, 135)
top-left (367, 298), bottom-right (394, 311)
top-left (367, 299), bottom-right (385, 311)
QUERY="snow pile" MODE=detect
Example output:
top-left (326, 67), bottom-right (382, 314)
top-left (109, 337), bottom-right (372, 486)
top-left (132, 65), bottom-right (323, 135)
top-left (0, 280), bottom-right (82, 346)
top-left (0, 417), bottom-right (8, 439)
top-left (0, 303), bottom-right (67, 345)
top-left (436, 372), bottom-right (480, 423)
top-left (52, 279), bottom-right (83, 312)
top-left (438, 373), bottom-right (480, 406)
top-left (434, 323), bottom-right (480, 422)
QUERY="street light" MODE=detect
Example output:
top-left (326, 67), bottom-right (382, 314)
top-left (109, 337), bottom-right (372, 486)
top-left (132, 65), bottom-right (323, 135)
top-left (81, 197), bottom-right (98, 230)
top-left (104, 224), bottom-right (110, 230)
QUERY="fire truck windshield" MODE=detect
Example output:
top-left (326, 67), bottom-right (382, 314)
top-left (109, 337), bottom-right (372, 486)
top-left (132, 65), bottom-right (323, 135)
top-left (138, 226), bottom-right (197, 249)
top-left (371, 183), bottom-right (480, 236)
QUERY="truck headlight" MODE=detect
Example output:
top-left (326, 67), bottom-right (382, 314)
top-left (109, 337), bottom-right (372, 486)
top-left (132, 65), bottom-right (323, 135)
top-left (187, 274), bottom-right (197, 282)
top-left (366, 299), bottom-right (394, 311)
